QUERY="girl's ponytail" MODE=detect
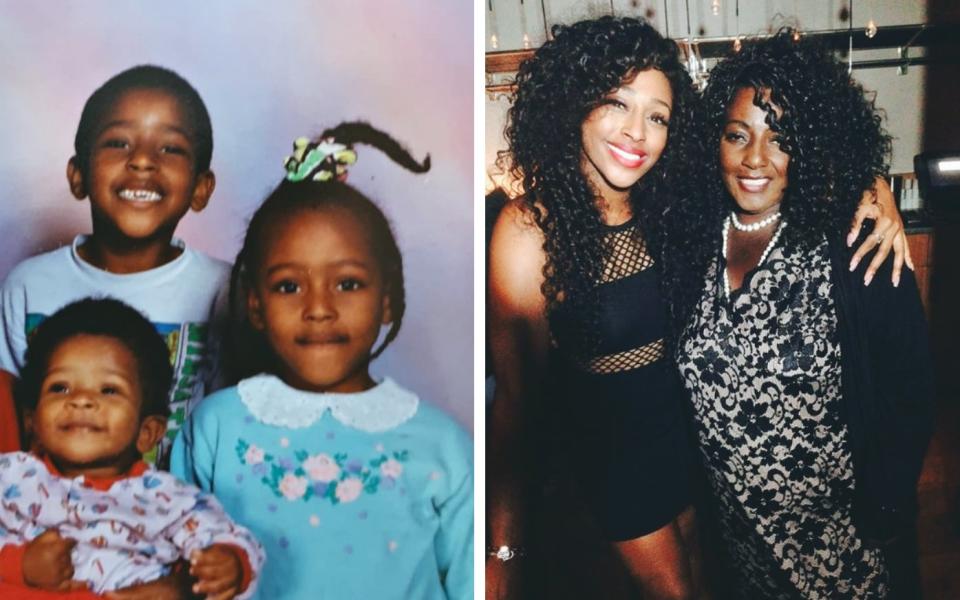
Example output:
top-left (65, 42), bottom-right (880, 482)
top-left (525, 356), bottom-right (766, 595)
top-left (321, 121), bottom-right (430, 175)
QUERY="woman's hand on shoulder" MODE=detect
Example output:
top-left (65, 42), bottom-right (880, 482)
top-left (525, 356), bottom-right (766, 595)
top-left (847, 176), bottom-right (913, 287)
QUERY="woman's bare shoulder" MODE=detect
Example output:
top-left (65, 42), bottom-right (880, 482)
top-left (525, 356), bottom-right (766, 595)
top-left (494, 196), bottom-right (542, 232)
top-left (489, 197), bottom-right (547, 317)
top-left (491, 197), bottom-right (546, 258)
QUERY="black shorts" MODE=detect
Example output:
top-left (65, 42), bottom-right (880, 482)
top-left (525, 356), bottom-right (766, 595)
top-left (550, 360), bottom-right (695, 541)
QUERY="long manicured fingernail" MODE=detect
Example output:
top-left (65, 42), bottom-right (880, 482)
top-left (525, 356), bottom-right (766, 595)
top-left (894, 275), bottom-right (900, 288)
top-left (847, 232), bottom-right (855, 247)
top-left (850, 259), bottom-right (859, 272)
top-left (864, 273), bottom-right (874, 286)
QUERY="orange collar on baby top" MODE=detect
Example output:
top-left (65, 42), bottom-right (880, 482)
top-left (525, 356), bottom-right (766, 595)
top-left (40, 454), bottom-right (149, 491)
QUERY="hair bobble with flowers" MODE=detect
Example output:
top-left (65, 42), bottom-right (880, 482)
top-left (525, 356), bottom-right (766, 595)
top-left (284, 136), bottom-right (358, 182)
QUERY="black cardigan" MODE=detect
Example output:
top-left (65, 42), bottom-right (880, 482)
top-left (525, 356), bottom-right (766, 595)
top-left (828, 232), bottom-right (936, 541)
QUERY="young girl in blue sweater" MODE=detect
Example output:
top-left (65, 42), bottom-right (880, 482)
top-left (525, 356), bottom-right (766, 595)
top-left (171, 122), bottom-right (473, 599)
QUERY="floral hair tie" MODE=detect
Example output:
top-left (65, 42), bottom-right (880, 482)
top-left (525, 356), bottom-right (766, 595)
top-left (283, 136), bottom-right (358, 182)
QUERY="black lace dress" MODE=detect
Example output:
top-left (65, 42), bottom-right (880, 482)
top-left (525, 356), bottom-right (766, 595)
top-left (547, 217), bottom-right (693, 541)
top-left (677, 232), bottom-right (887, 599)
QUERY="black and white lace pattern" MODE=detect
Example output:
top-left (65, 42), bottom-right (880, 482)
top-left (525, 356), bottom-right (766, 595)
top-left (678, 236), bottom-right (887, 599)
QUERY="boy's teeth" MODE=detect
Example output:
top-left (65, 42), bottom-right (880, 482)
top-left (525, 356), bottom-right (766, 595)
top-left (119, 189), bottom-right (162, 202)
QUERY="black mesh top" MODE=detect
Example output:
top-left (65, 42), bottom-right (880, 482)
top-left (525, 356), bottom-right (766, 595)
top-left (543, 217), bottom-right (693, 540)
top-left (550, 217), bottom-right (670, 374)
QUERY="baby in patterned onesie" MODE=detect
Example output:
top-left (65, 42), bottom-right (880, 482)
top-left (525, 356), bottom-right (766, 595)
top-left (0, 298), bottom-right (264, 598)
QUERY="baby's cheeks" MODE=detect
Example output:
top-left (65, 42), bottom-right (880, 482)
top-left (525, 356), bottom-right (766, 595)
top-left (189, 544), bottom-right (245, 600)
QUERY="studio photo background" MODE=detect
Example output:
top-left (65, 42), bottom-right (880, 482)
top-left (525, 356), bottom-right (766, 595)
top-left (0, 0), bottom-right (473, 429)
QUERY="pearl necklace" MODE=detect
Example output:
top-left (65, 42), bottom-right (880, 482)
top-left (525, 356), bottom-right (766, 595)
top-left (730, 211), bottom-right (781, 232)
top-left (722, 215), bottom-right (786, 298)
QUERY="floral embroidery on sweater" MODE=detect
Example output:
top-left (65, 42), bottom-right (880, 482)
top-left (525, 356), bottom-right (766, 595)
top-left (236, 439), bottom-right (409, 505)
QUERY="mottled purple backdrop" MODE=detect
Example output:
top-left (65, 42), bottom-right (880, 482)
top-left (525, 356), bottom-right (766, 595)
top-left (0, 1), bottom-right (473, 429)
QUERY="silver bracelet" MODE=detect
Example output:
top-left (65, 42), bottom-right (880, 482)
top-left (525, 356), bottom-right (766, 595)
top-left (487, 545), bottom-right (526, 562)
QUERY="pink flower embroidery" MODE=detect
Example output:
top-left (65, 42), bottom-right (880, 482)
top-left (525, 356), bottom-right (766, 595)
top-left (380, 458), bottom-right (403, 479)
top-left (279, 474), bottom-right (308, 501)
top-left (335, 477), bottom-right (363, 503)
top-left (244, 445), bottom-right (265, 465)
top-left (303, 454), bottom-right (341, 483)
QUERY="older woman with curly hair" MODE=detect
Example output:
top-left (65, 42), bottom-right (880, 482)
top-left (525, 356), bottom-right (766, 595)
top-left (487, 16), bottom-right (909, 600)
top-left (672, 31), bottom-right (935, 598)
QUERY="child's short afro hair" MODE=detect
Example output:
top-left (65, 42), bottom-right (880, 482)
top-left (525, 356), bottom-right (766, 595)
top-left (16, 297), bottom-right (173, 419)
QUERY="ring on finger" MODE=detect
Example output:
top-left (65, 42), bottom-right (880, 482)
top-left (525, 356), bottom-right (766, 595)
top-left (874, 232), bottom-right (885, 243)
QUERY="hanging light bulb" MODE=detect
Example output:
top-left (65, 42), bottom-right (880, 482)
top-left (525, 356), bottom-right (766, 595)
top-left (518, 0), bottom-right (531, 50)
top-left (732, 0), bottom-right (741, 53)
top-left (865, 19), bottom-right (878, 38)
top-left (692, 41), bottom-right (707, 91)
top-left (711, 0), bottom-right (720, 16)
top-left (487, 0), bottom-right (499, 51)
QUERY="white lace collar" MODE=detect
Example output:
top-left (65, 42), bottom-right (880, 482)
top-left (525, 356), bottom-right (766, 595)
top-left (237, 374), bottom-right (419, 432)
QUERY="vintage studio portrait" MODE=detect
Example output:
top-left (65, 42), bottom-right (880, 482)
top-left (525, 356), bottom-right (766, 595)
top-left (0, 2), bottom-right (473, 599)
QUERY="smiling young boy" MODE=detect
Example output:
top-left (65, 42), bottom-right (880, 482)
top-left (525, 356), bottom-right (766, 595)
top-left (0, 66), bottom-right (229, 465)
top-left (0, 298), bottom-right (262, 598)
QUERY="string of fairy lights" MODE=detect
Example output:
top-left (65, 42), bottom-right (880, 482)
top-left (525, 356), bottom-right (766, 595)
top-left (484, 0), bottom-right (913, 195)
top-left (486, 0), bottom-right (882, 56)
